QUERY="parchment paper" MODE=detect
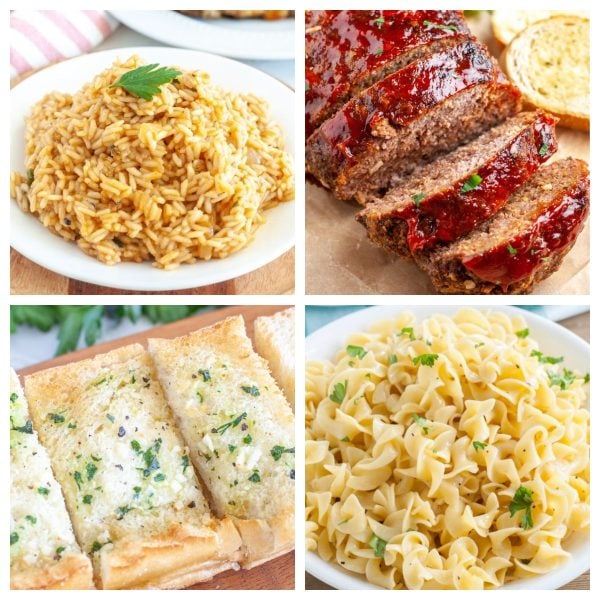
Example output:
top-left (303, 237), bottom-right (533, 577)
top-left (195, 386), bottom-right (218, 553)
top-left (305, 12), bottom-right (589, 295)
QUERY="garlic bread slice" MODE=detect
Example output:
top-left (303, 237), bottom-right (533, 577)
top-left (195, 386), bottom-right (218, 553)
top-left (24, 345), bottom-right (241, 589)
top-left (149, 316), bottom-right (295, 568)
top-left (10, 369), bottom-right (94, 590)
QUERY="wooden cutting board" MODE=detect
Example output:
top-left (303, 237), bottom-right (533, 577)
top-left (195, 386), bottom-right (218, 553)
top-left (17, 305), bottom-right (295, 590)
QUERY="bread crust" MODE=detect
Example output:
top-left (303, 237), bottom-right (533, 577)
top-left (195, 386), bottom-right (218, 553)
top-left (148, 316), bottom-right (295, 568)
top-left (24, 345), bottom-right (242, 589)
top-left (11, 554), bottom-right (95, 590)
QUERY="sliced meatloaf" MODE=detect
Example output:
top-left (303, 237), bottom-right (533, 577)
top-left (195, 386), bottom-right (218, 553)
top-left (357, 111), bottom-right (557, 256)
top-left (305, 40), bottom-right (522, 202)
top-left (305, 10), bottom-right (471, 137)
top-left (415, 159), bottom-right (590, 294)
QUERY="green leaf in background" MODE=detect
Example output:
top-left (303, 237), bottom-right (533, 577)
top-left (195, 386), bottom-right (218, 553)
top-left (10, 305), bottom-right (208, 356)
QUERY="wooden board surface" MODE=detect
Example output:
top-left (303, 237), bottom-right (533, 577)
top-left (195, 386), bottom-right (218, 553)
top-left (17, 305), bottom-right (295, 590)
top-left (306, 12), bottom-right (589, 295)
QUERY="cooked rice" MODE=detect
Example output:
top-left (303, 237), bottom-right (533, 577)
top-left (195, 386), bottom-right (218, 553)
top-left (10, 55), bottom-right (294, 269)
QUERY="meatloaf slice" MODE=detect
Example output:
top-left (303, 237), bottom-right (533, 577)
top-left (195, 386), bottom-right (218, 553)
top-left (305, 40), bottom-right (522, 202)
top-left (357, 111), bottom-right (557, 256)
top-left (305, 10), bottom-right (472, 137)
top-left (415, 158), bottom-right (590, 294)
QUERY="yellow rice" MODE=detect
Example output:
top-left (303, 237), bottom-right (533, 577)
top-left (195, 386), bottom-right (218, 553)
top-left (10, 55), bottom-right (294, 269)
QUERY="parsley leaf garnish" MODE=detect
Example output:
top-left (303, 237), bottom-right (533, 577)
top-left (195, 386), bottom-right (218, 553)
top-left (346, 345), bottom-right (367, 359)
top-left (412, 353), bottom-right (439, 367)
top-left (515, 328), bottom-right (529, 338)
top-left (423, 20), bottom-right (458, 32)
top-left (473, 441), bottom-right (488, 451)
top-left (411, 414), bottom-right (430, 434)
top-left (388, 354), bottom-right (398, 365)
top-left (509, 486), bottom-right (534, 529)
top-left (531, 350), bottom-right (563, 364)
top-left (248, 470), bottom-right (261, 483)
top-left (214, 412), bottom-right (247, 435)
top-left (271, 445), bottom-right (295, 461)
top-left (329, 381), bottom-right (348, 404)
top-left (460, 173), bottom-right (482, 193)
top-left (369, 534), bottom-right (387, 557)
top-left (548, 368), bottom-right (576, 390)
top-left (110, 63), bottom-right (182, 100)
top-left (241, 385), bottom-right (260, 396)
top-left (412, 193), bottom-right (425, 207)
top-left (10, 419), bottom-right (33, 434)
top-left (538, 143), bottom-right (549, 157)
top-left (400, 327), bottom-right (416, 340)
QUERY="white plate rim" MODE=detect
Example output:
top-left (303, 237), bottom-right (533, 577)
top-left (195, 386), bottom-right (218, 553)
top-left (305, 305), bottom-right (590, 590)
top-left (109, 10), bottom-right (295, 60)
top-left (10, 46), bottom-right (295, 291)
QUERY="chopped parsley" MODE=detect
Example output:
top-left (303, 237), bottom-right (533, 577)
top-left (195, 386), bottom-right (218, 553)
top-left (369, 534), bottom-right (387, 557)
top-left (388, 354), bottom-right (398, 365)
top-left (373, 47), bottom-right (384, 55)
top-left (400, 327), bottom-right (415, 341)
top-left (346, 345), bottom-right (367, 359)
top-left (423, 20), bottom-right (458, 32)
top-left (507, 244), bottom-right (518, 256)
top-left (73, 471), bottom-right (83, 490)
top-left (116, 505), bottom-right (132, 519)
top-left (142, 439), bottom-right (162, 477)
top-left (10, 532), bottom-right (19, 545)
top-left (154, 473), bottom-right (166, 482)
top-left (584, 373), bottom-right (590, 384)
top-left (10, 419), bottom-right (33, 434)
top-left (412, 193), bottom-right (425, 207)
top-left (110, 63), bottom-right (182, 100)
top-left (341, 436), bottom-right (350, 442)
top-left (83, 495), bottom-right (93, 505)
top-left (412, 353), bottom-right (439, 367)
top-left (329, 380), bottom-right (348, 404)
top-left (228, 444), bottom-right (237, 453)
top-left (473, 441), bottom-right (488, 451)
top-left (538, 143), bottom-right (549, 157)
top-left (48, 412), bottom-right (65, 424)
top-left (271, 445), bottom-right (295, 461)
top-left (548, 368), bottom-right (576, 390)
top-left (411, 414), bottom-right (430, 434)
top-left (106, 413), bottom-right (115, 423)
top-left (509, 486), bottom-right (534, 529)
top-left (531, 350), bottom-right (563, 364)
top-left (196, 390), bottom-right (204, 403)
top-left (248, 470), bottom-right (261, 483)
top-left (86, 463), bottom-right (98, 481)
top-left (241, 385), bottom-right (260, 396)
top-left (373, 16), bottom-right (385, 29)
top-left (515, 328), bottom-right (529, 338)
top-left (181, 453), bottom-right (190, 472)
top-left (37, 486), bottom-right (50, 495)
top-left (199, 369), bottom-right (211, 382)
top-left (26, 169), bottom-right (34, 185)
top-left (25, 515), bottom-right (37, 524)
top-left (214, 412), bottom-right (247, 435)
top-left (131, 440), bottom-right (142, 453)
top-left (10, 392), bottom-right (18, 402)
top-left (460, 173), bottom-right (482, 193)
top-left (242, 434), bottom-right (253, 445)
top-left (56, 546), bottom-right (65, 555)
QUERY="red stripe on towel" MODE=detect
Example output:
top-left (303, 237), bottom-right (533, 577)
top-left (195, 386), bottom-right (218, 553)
top-left (83, 10), bottom-right (113, 37)
top-left (11, 16), bottom-right (64, 61)
top-left (10, 46), bottom-right (33, 74)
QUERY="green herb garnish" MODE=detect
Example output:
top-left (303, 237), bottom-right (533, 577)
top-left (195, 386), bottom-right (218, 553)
top-left (83, 494), bottom-right (93, 505)
top-left (400, 327), bottom-right (415, 341)
top-left (10, 532), bottom-right (19, 545)
top-left (241, 385), bottom-right (260, 396)
top-left (509, 486), bottom-right (534, 529)
top-left (388, 355), bottom-right (398, 365)
top-left (131, 440), bottom-right (142, 453)
top-left (26, 169), bottom-right (34, 185)
top-left (181, 453), bottom-right (190, 473)
top-left (214, 412), bottom-right (247, 435)
top-left (341, 436), bottom-right (350, 442)
top-left (56, 546), bottom-right (65, 555)
top-left (373, 17), bottom-right (385, 29)
top-left (584, 373), bottom-right (590, 384)
top-left (515, 328), bottom-right (529, 338)
top-left (116, 505), bottom-right (132, 519)
top-left (10, 392), bottom-right (18, 402)
top-left (473, 441), bottom-right (488, 451)
top-left (73, 471), bottom-right (83, 490)
top-left (423, 20), bottom-right (458, 31)
top-left (412, 193), bottom-right (425, 207)
top-left (412, 353), bottom-right (439, 367)
top-left (37, 486), bottom-right (50, 495)
top-left (110, 63), bottom-right (182, 100)
top-left (85, 463), bottom-right (98, 481)
top-left (154, 473), bottom-right (166, 482)
top-left (507, 244), bottom-right (518, 256)
top-left (329, 380), bottom-right (348, 404)
top-left (25, 515), bottom-right (37, 524)
top-left (346, 345), bottom-right (367, 359)
top-left (531, 350), bottom-right (563, 364)
top-left (10, 419), bottom-right (33, 434)
top-left (411, 414), bottom-right (430, 434)
top-left (548, 368), bottom-right (576, 390)
top-left (248, 470), bottom-right (261, 483)
top-left (242, 434), bottom-right (253, 445)
top-left (460, 173), bottom-right (482, 193)
top-left (538, 143), bottom-right (549, 157)
top-left (199, 369), bottom-right (211, 382)
top-left (48, 412), bottom-right (65, 424)
top-left (369, 534), bottom-right (387, 557)
top-left (271, 445), bottom-right (295, 461)
top-left (142, 439), bottom-right (162, 477)
top-left (373, 47), bottom-right (384, 55)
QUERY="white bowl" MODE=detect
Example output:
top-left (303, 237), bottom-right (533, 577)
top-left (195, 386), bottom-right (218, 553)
top-left (110, 10), bottom-right (295, 60)
top-left (305, 305), bottom-right (589, 590)
top-left (10, 47), bottom-right (294, 291)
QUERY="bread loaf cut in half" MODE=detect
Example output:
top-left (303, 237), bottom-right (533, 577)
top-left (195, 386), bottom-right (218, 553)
top-left (357, 111), bottom-right (557, 256)
top-left (24, 345), bottom-right (241, 590)
top-left (148, 316), bottom-right (295, 569)
top-left (305, 10), bottom-right (471, 136)
top-left (10, 369), bottom-right (94, 590)
top-left (306, 39), bottom-right (521, 202)
top-left (491, 10), bottom-right (589, 46)
top-left (254, 308), bottom-right (295, 407)
top-left (501, 15), bottom-right (589, 131)
top-left (415, 159), bottom-right (589, 294)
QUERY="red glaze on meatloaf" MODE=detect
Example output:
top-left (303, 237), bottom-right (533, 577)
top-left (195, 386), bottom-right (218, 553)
top-left (416, 159), bottom-right (589, 294)
top-left (305, 40), bottom-right (522, 201)
top-left (357, 111), bottom-right (557, 253)
top-left (305, 10), bottom-right (471, 137)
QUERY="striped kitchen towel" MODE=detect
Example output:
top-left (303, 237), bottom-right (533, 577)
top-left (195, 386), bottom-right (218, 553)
top-left (10, 10), bottom-right (118, 78)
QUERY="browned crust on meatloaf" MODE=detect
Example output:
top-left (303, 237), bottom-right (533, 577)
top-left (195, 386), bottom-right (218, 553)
top-left (414, 159), bottom-right (589, 294)
top-left (305, 41), bottom-right (521, 202)
top-left (357, 110), bottom-right (557, 254)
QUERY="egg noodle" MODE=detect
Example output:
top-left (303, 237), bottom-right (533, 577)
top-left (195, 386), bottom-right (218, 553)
top-left (305, 309), bottom-right (589, 589)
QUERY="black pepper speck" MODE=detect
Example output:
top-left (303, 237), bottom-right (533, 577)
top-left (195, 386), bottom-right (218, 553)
top-left (118, 426), bottom-right (126, 437)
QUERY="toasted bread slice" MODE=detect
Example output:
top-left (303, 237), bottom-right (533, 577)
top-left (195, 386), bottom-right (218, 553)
top-left (500, 15), bottom-right (589, 131)
top-left (24, 345), bottom-right (241, 589)
top-left (254, 308), bottom-right (295, 407)
top-left (491, 10), bottom-right (589, 46)
top-left (10, 369), bottom-right (94, 590)
top-left (148, 316), bottom-right (295, 569)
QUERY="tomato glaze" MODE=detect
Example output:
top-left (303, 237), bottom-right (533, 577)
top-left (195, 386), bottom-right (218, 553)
top-left (305, 10), bottom-right (470, 137)
top-left (398, 112), bottom-right (558, 251)
top-left (310, 40), bottom-right (501, 165)
top-left (462, 177), bottom-right (589, 290)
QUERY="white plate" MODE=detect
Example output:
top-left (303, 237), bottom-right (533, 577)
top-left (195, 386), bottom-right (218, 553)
top-left (305, 305), bottom-right (590, 590)
top-left (10, 47), bottom-right (295, 291)
top-left (110, 10), bottom-right (294, 60)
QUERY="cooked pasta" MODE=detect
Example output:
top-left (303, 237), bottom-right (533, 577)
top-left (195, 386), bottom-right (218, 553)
top-left (305, 309), bottom-right (589, 589)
